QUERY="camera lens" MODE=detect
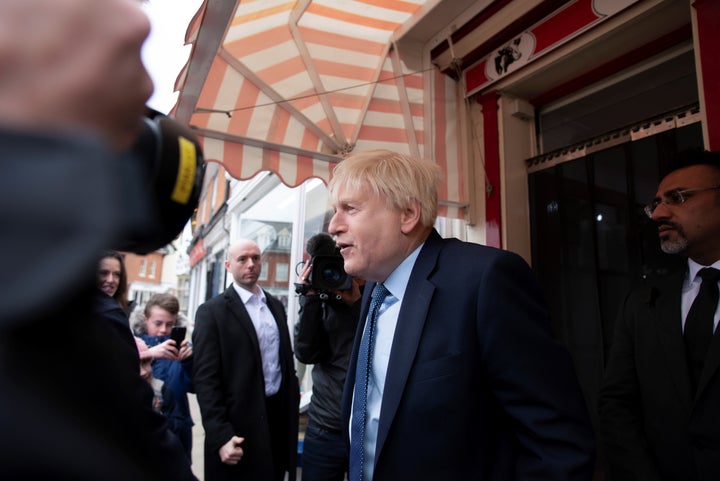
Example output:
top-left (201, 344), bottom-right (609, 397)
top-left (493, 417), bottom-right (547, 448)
top-left (311, 255), bottom-right (351, 291)
top-left (320, 265), bottom-right (343, 284)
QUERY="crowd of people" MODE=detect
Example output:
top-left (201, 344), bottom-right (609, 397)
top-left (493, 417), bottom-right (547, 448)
top-left (81, 148), bottom-right (720, 481)
top-left (2, 1), bottom-right (719, 481)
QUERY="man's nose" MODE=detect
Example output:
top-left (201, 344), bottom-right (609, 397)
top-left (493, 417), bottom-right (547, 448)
top-left (328, 212), bottom-right (342, 235)
top-left (651, 201), bottom-right (671, 221)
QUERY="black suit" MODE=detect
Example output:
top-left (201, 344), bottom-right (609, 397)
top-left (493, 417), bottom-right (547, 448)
top-left (193, 286), bottom-right (299, 481)
top-left (599, 269), bottom-right (720, 481)
top-left (342, 230), bottom-right (595, 481)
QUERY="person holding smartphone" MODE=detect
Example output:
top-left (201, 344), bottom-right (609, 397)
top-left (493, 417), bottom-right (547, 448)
top-left (132, 293), bottom-right (195, 459)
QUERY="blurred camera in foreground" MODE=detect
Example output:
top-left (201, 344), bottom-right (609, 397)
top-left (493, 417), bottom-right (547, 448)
top-left (119, 108), bottom-right (205, 254)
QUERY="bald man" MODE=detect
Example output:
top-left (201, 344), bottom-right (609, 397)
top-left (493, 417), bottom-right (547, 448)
top-left (193, 239), bottom-right (299, 481)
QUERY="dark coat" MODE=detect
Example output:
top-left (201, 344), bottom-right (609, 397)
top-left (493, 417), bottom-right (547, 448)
top-left (598, 270), bottom-right (720, 481)
top-left (341, 230), bottom-right (596, 481)
top-left (0, 288), bottom-right (197, 481)
top-left (294, 291), bottom-right (361, 432)
top-left (0, 130), bottom-right (196, 481)
top-left (193, 286), bottom-right (299, 481)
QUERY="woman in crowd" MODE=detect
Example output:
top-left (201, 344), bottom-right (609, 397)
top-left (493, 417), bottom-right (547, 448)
top-left (97, 250), bottom-right (131, 314)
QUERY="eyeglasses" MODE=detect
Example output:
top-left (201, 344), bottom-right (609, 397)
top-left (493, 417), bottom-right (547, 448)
top-left (644, 185), bottom-right (720, 218)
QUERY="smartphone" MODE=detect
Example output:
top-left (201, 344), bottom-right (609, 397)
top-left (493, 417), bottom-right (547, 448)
top-left (170, 326), bottom-right (187, 349)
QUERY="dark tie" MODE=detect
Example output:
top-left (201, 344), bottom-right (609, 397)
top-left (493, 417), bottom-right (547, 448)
top-left (684, 267), bottom-right (720, 392)
top-left (349, 283), bottom-right (390, 481)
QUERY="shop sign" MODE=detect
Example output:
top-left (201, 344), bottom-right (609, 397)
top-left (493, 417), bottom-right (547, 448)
top-left (189, 240), bottom-right (207, 268)
top-left (464, 0), bottom-right (639, 96)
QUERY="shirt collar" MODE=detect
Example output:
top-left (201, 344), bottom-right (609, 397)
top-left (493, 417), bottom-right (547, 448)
top-left (383, 242), bottom-right (424, 302)
top-left (232, 282), bottom-right (265, 304)
top-left (687, 258), bottom-right (720, 283)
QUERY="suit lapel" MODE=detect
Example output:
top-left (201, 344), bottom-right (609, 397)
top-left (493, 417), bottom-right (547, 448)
top-left (654, 273), bottom-right (693, 411)
top-left (374, 231), bottom-right (441, 459)
top-left (696, 318), bottom-right (720, 400)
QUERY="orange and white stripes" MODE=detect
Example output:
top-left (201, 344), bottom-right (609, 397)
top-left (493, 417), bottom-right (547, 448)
top-left (175, 0), bottom-right (467, 218)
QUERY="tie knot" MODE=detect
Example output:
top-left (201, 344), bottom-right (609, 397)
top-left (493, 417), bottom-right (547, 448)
top-left (698, 267), bottom-right (720, 283)
top-left (371, 283), bottom-right (390, 303)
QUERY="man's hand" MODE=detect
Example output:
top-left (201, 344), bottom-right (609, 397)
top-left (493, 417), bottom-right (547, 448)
top-left (296, 261), bottom-right (316, 295)
top-left (219, 436), bottom-right (245, 465)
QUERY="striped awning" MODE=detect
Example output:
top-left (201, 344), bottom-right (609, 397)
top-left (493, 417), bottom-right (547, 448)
top-left (173, 0), bottom-right (467, 218)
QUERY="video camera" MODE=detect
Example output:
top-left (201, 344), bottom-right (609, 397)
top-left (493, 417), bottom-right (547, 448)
top-left (310, 254), bottom-right (351, 292)
top-left (295, 233), bottom-right (351, 296)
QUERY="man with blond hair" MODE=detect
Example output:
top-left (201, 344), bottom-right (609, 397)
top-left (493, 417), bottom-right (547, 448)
top-left (330, 150), bottom-right (595, 481)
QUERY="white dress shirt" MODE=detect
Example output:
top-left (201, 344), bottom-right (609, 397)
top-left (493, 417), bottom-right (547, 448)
top-left (233, 283), bottom-right (282, 396)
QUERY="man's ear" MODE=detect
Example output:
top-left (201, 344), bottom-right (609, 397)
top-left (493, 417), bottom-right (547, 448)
top-left (400, 198), bottom-right (422, 234)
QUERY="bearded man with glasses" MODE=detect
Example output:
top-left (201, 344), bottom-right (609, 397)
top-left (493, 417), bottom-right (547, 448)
top-left (599, 149), bottom-right (720, 481)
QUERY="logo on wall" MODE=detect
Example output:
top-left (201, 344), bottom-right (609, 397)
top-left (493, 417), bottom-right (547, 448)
top-left (487, 33), bottom-right (535, 81)
top-left (464, 0), bottom-right (639, 97)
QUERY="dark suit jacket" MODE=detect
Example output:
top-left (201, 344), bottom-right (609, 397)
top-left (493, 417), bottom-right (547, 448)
top-left (1, 287), bottom-right (197, 481)
top-left (341, 230), bottom-right (595, 481)
top-left (193, 286), bottom-right (299, 481)
top-left (598, 270), bottom-right (720, 481)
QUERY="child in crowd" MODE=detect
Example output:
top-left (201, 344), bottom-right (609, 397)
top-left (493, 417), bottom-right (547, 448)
top-left (131, 293), bottom-right (194, 459)
top-left (135, 337), bottom-right (186, 445)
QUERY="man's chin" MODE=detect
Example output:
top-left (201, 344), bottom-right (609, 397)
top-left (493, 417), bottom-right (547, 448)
top-left (342, 261), bottom-right (360, 278)
top-left (660, 238), bottom-right (688, 255)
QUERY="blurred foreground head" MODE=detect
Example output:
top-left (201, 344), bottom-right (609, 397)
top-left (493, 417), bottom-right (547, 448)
top-left (0, 0), bottom-right (204, 327)
top-left (0, 0), bottom-right (153, 149)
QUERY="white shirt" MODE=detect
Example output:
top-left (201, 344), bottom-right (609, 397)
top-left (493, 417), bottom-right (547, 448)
top-left (357, 243), bottom-right (423, 481)
top-left (682, 259), bottom-right (720, 333)
top-left (233, 283), bottom-right (282, 396)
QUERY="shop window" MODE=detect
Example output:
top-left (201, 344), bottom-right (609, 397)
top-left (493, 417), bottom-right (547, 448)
top-left (528, 121), bottom-right (702, 442)
top-left (259, 262), bottom-right (269, 281)
top-left (276, 263), bottom-right (289, 282)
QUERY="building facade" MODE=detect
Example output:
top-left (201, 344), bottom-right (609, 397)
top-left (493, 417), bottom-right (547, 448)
top-left (177, 1), bottom-right (718, 476)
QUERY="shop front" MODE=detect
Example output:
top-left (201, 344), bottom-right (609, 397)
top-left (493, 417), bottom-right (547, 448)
top-left (424, 0), bottom-right (717, 475)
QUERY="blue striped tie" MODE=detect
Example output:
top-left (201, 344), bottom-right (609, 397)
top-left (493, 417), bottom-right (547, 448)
top-left (349, 283), bottom-right (389, 481)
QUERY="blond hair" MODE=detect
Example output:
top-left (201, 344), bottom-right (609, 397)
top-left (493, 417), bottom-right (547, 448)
top-left (329, 150), bottom-right (442, 228)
